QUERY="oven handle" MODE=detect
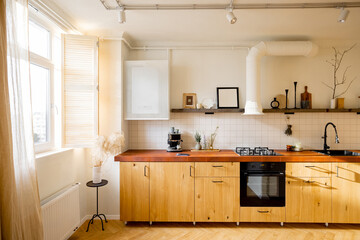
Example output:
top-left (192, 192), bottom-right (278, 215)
top-left (242, 172), bottom-right (284, 176)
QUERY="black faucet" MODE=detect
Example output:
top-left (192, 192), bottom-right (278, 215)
top-left (323, 122), bottom-right (340, 151)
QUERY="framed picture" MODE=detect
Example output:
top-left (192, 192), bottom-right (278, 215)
top-left (183, 93), bottom-right (197, 109)
top-left (217, 87), bottom-right (239, 109)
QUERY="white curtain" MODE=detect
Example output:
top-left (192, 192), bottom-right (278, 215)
top-left (0, 0), bottom-right (43, 239)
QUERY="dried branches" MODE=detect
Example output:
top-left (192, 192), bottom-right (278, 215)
top-left (323, 44), bottom-right (357, 99)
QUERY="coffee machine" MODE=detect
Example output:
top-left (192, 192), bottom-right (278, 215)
top-left (167, 127), bottom-right (183, 152)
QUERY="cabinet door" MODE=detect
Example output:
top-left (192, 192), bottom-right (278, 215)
top-left (286, 177), bottom-right (331, 223)
top-left (332, 163), bottom-right (360, 223)
top-left (150, 162), bottom-right (194, 222)
top-left (195, 178), bottom-right (239, 222)
top-left (120, 162), bottom-right (149, 221)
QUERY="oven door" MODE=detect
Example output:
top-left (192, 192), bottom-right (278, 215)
top-left (240, 171), bottom-right (285, 207)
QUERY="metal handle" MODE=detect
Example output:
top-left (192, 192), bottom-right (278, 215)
top-left (336, 166), bottom-right (339, 177)
top-left (304, 180), bottom-right (315, 183)
top-left (190, 166), bottom-right (193, 177)
top-left (305, 166), bottom-right (316, 168)
top-left (257, 210), bottom-right (270, 213)
top-left (144, 166), bottom-right (147, 177)
top-left (212, 165), bottom-right (224, 168)
top-left (212, 180), bottom-right (224, 183)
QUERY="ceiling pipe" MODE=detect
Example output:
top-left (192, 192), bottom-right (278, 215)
top-left (244, 41), bottom-right (318, 115)
top-left (99, 2), bottom-right (360, 11)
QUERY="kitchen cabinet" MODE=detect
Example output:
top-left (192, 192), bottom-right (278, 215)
top-left (194, 162), bottom-right (239, 222)
top-left (332, 163), bottom-right (360, 223)
top-left (120, 162), bottom-right (150, 221)
top-left (125, 60), bottom-right (169, 120)
top-left (195, 177), bottom-right (239, 222)
top-left (286, 176), bottom-right (331, 223)
top-left (285, 163), bottom-right (331, 223)
top-left (240, 207), bottom-right (285, 222)
top-left (150, 162), bottom-right (194, 222)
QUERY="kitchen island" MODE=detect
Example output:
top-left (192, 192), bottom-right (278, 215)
top-left (115, 150), bottom-right (360, 225)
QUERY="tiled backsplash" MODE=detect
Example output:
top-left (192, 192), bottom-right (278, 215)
top-left (128, 112), bottom-right (360, 150)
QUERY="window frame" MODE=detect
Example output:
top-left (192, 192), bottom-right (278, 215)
top-left (29, 17), bottom-right (56, 153)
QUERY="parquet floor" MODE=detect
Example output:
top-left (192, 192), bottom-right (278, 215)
top-left (69, 220), bottom-right (360, 240)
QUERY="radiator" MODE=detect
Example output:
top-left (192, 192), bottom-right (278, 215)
top-left (41, 183), bottom-right (81, 240)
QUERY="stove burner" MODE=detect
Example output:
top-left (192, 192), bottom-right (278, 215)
top-left (235, 147), bottom-right (280, 156)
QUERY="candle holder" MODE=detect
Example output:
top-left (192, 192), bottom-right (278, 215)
top-left (285, 89), bottom-right (289, 109)
top-left (294, 82), bottom-right (298, 109)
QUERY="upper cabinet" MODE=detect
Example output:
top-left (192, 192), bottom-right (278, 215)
top-left (125, 60), bottom-right (169, 120)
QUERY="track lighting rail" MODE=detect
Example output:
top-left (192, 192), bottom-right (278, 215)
top-left (99, 1), bottom-right (360, 11)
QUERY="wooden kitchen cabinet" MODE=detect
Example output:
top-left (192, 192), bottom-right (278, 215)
top-left (195, 177), bottom-right (239, 222)
top-left (332, 163), bottom-right (360, 223)
top-left (120, 162), bottom-right (150, 221)
top-left (150, 162), bottom-right (194, 222)
top-left (286, 176), bottom-right (331, 223)
top-left (240, 207), bottom-right (285, 222)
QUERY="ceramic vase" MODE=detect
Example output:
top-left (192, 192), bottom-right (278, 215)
top-left (330, 99), bottom-right (336, 109)
top-left (195, 142), bottom-right (201, 150)
top-left (93, 166), bottom-right (101, 183)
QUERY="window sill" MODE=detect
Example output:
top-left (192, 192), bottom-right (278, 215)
top-left (35, 148), bottom-right (74, 159)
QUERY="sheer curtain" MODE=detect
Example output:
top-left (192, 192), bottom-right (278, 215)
top-left (0, 0), bottom-right (43, 239)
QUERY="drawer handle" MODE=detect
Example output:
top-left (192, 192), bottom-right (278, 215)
top-left (144, 166), bottom-right (147, 177)
top-left (304, 180), bottom-right (315, 183)
top-left (305, 166), bottom-right (316, 168)
top-left (212, 180), bottom-right (223, 183)
top-left (257, 210), bottom-right (270, 213)
top-left (212, 165), bottom-right (224, 168)
top-left (336, 166), bottom-right (339, 177)
top-left (190, 166), bottom-right (193, 177)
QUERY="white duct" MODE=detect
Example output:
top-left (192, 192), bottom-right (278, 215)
top-left (244, 41), bottom-right (319, 115)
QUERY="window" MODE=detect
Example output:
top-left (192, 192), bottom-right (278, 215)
top-left (29, 18), bottom-right (61, 153)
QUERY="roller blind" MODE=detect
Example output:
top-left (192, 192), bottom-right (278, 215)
top-left (62, 34), bottom-right (98, 147)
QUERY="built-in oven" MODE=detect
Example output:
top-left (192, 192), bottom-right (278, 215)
top-left (240, 162), bottom-right (285, 207)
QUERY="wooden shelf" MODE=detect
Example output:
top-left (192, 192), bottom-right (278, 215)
top-left (171, 108), bottom-right (360, 114)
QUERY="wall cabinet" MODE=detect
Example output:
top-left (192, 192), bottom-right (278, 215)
top-left (332, 163), bottom-right (360, 223)
top-left (125, 60), bottom-right (169, 120)
top-left (120, 162), bottom-right (150, 221)
top-left (285, 163), bottom-right (331, 223)
top-left (150, 162), bottom-right (194, 222)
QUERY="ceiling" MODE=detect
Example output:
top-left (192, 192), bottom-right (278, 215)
top-left (45, 0), bottom-right (360, 45)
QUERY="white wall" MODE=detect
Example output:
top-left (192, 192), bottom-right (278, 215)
top-left (97, 39), bottom-right (129, 217)
top-left (128, 41), bottom-right (360, 109)
top-left (36, 149), bottom-right (91, 219)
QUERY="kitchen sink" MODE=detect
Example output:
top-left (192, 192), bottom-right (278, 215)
top-left (313, 150), bottom-right (360, 156)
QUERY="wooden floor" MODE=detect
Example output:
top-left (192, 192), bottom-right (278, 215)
top-left (69, 220), bottom-right (360, 240)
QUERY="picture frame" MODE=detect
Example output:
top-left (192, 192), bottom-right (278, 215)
top-left (217, 87), bottom-right (239, 109)
top-left (183, 93), bottom-right (197, 109)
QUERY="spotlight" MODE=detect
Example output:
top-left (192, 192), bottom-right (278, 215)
top-left (338, 8), bottom-right (349, 23)
top-left (226, 8), bottom-right (237, 24)
top-left (118, 7), bottom-right (126, 23)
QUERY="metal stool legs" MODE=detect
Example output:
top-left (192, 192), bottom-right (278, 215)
top-left (86, 186), bottom-right (108, 232)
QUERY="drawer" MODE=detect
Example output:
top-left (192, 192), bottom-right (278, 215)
top-left (195, 162), bottom-right (240, 177)
top-left (240, 207), bottom-right (285, 222)
top-left (286, 163), bottom-right (332, 177)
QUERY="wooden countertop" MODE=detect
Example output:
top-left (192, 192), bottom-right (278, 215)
top-left (115, 149), bottom-right (360, 162)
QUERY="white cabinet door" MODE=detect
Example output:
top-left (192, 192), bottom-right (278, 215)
top-left (125, 60), bottom-right (169, 120)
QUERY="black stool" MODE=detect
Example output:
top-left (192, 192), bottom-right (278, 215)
top-left (86, 179), bottom-right (108, 232)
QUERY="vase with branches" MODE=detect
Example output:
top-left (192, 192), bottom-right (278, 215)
top-left (323, 44), bottom-right (357, 108)
top-left (91, 131), bottom-right (125, 183)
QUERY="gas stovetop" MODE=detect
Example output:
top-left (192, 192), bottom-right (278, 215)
top-left (235, 147), bottom-right (281, 156)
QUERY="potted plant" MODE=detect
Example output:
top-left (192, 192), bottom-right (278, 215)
top-left (323, 44), bottom-right (357, 109)
top-left (92, 131), bottom-right (125, 183)
top-left (194, 131), bottom-right (202, 150)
